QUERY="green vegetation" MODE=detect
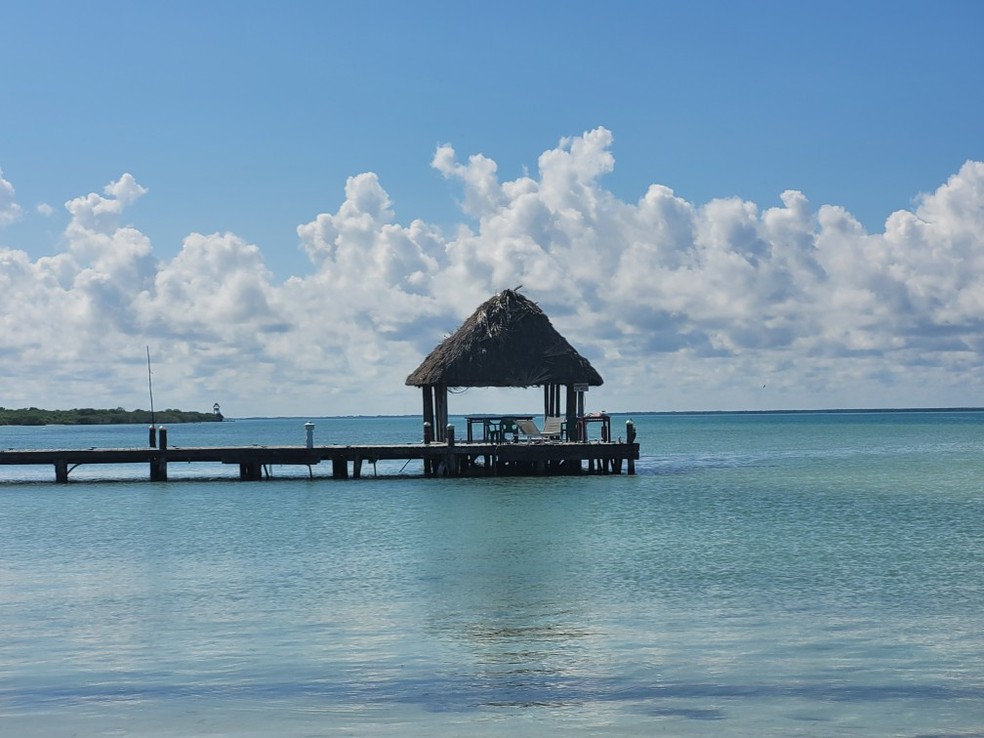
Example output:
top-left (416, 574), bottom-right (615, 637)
top-left (0, 407), bottom-right (223, 426)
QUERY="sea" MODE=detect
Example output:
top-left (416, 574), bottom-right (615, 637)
top-left (1, 412), bottom-right (982, 737)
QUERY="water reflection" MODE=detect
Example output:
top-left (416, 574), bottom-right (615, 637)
top-left (416, 481), bottom-right (601, 707)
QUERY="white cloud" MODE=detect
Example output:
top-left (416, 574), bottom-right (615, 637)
top-left (3, 132), bottom-right (984, 415)
top-left (64, 172), bottom-right (148, 233)
top-left (0, 169), bottom-right (23, 226)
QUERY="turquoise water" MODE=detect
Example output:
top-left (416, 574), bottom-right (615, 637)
top-left (1, 413), bottom-right (983, 736)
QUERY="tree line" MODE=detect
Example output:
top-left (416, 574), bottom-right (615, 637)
top-left (0, 407), bottom-right (223, 426)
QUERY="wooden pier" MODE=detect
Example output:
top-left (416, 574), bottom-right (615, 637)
top-left (1, 290), bottom-right (646, 484)
top-left (0, 437), bottom-right (639, 483)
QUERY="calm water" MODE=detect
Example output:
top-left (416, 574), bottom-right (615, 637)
top-left (1, 413), bottom-right (983, 736)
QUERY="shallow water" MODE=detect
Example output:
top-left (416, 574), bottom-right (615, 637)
top-left (1, 413), bottom-right (983, 735)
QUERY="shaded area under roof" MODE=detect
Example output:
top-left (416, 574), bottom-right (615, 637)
top-left (406, 289), bottom-right (603, 388)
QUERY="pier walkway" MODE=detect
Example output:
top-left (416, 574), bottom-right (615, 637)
top-left (0, 438), bottom-right (639, 483)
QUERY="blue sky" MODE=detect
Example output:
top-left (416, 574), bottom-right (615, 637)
top-left (2, 1), bottom-right (984, 416)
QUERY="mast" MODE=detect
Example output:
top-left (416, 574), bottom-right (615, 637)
top-left (147, 346), bottom-right (157, 447)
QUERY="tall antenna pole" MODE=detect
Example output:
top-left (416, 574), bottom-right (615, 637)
top-left (147, 346), bottom-right (157, 447)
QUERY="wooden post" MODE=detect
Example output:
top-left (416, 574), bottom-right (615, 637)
top-left (565, 384), bottom-right (577, 441)
top-left (543, 383), bottom-right (559, 418)
top-left (422, 420), bottom-right (433, 476)
top-left (434, 384), bottom-right (448, 442)
top-left (433, 387), bottom-right (441, 443)
top-left (445, 424), bottom-right (459, 476)
top-left (422, 385), bottom-right (434, 438)
top-left (545, 383), bottom-right (560, 418)
top-left (152, 429), bottom-right (169, 481)
top-left (55, 459), bottom-right (68, 483)
top-left (626, 420), bottom-right (636, 475)
top-left (151, 457), bottom-right (168, 481)
top-left (332, 457), bottom-right (348, 479)
top-left (239, 463), bottom-right (260, 481)
top-left (423, 385), bottom-right (434, 474)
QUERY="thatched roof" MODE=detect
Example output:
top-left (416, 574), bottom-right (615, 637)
top-left (406, 289), bottom-right (604, 388)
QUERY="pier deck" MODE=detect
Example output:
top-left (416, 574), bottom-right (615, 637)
top-left (0, 440), bottom-right (639, 482)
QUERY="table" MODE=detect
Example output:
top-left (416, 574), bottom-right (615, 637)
top-left (577, 413), bottom-right (611, 442)
top-left (464, 415), bottom-right (534, 443)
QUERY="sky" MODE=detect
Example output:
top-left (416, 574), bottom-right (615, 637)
top-left (2, 0), bottom-right (984, 418)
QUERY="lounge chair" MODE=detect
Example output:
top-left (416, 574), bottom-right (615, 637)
top-left (542, 416), bottom-right (564, 439)
top-left (517, 417), bottom-right (565, 442)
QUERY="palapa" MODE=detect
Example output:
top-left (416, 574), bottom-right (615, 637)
top-left (406, 289), bottom-right (603, 388)
top-left (407, 289), bottom-right (602, 446)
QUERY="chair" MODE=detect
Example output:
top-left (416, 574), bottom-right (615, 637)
top-left (516, 419), bottom-right (543, 441)
top-left (499, 418), bottom-right (519, 443)
top-left (517, 417), bottom-right (564, 442)
top-left (542, 416), bottom-right (564, 439)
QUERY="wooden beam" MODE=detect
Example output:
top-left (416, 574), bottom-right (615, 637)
top-left (422, 385), bottom-right (434, 437)
top-left (565, 384), bottom-right (577, 441)
top-left (434, 384), bottom-right (448, 442)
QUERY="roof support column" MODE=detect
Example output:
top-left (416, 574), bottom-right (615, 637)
top-left (543, 383), bottom-right (562, 419)
top-left (421, 385), bottom-right (435, 442)
top-left (434, 384), bottom-right (448, 443)
top-left (565, 383), bottom-right (578, 441)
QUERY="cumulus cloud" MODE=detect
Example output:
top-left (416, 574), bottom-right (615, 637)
top-left (0, 169), bottom-right (23, 226)
top-left (2, 132), bottom-right (984, 414)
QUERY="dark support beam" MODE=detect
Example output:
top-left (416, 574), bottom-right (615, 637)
top-left (565, 384), bottom-right (578, 441)
top-left (151, 430), bottom-right (170, 481)
top-left (434, 384), bottom-right (448, 443)
top-left (552, 384), bottom-right (562, 417)
top-left (239, 463), bottom-right (260, 481)
top-left (432, 386), bottom-right (442, 442)
top-left (422, 386), bottom-right (434, 438)
top-left (626, 420), bottom-right (636, 475)
top-left (150, 460), bottom-right (167, 481)
top-left (421, 385), bottom-right (435, 475)
top-left (55, 459), bottom-right (68, 483)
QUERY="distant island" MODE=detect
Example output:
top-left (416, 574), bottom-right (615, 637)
top-left (0, 407), bottom-right (223, 426)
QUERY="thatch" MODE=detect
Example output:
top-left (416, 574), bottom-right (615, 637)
top-left (405, 289), bottom-right (604, 388)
